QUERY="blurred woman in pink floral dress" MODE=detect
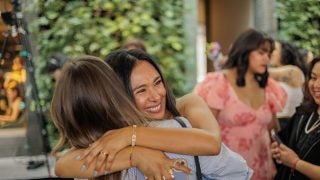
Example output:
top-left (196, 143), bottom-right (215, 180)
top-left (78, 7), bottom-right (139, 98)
top-left (194, 29), bottom-right (287, 180)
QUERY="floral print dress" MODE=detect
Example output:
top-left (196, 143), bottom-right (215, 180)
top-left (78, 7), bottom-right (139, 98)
top-left (194, 72), bottom-right (287, 180)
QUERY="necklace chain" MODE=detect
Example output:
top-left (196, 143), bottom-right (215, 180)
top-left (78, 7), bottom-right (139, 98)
top-left (305, 112), bottom-right (320, 134)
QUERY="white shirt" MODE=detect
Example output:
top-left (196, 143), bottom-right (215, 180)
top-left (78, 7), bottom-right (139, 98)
top-left (277, 82), bottom-right (303, 118)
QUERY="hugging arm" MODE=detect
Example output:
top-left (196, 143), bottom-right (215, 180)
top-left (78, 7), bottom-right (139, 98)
top-left (130, 93), bottom-right (221, 156)
top-left (80, 93), bottom-right (221, 170)
top-left (122, 93), bottom-right (221, 155)
top-left (55, 148), bottom-right (128, 178)
top-left (55, 146), bottom-right (190, 178)
top-left (126, 93), bottom-right (221, 155)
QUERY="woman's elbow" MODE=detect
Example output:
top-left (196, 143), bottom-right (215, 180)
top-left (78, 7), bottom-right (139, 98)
top-left (209, 134), bottom-right (222, 155)
top-left (212, 140), bottom-right (221, 155)
top-left (54, 160), bottom-right (69, 177)
top-left (54, 164), bottom-right (63, 177)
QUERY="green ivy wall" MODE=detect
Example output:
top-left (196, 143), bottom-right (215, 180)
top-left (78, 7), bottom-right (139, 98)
top-left (27, 0), bottom-right (193, 147)
top-left (276, 0), bottom-right (320, 56)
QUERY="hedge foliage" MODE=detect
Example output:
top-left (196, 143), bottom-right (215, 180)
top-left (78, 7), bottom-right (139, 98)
top-left (276, 0), bottom-right (320, 56)
top-left (27, 0), bottom-right (190, 147)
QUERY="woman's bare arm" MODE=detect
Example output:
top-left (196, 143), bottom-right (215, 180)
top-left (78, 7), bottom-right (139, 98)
top-left (129, 93), bottom-right (221, 156)
top-left (78, 93), bottom-right (221, 171)
top-left (176, 93), bottom-right (221, 153)
top-left (55, 148), bottom-right (129, 178)
top-left (55, 146), bottom-right (189, 178)
top-left (82, 125), bottom-right (221, 171)
top-left (269, 65), bottom-right (304, 88)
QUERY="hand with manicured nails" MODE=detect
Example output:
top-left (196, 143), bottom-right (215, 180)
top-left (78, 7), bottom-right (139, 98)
top-left (133, 147), bottom-right (191, 180)
top-left (78, 127), bottom-right (132, 172)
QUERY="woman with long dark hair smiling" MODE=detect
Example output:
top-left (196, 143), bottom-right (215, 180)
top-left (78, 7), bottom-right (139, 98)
top-left (272, 57), bottom-right (320, 180)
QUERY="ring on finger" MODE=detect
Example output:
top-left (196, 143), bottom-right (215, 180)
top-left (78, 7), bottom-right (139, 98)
top-left (100, 151), bottom-right (108, 156)
top-left (172, 158), bottom-right (187, 172)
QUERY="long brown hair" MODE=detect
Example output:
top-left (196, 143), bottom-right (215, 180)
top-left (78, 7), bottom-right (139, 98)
top-left (51, 56), bottom-right (148, 179)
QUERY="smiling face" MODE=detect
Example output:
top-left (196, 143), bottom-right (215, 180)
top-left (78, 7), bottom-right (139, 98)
top-left (247, 41), bottom-right (272, 74)
top-left (130, 61), bottom-right (167, 119)
top-left (308, 61), bottom-right (320, 106)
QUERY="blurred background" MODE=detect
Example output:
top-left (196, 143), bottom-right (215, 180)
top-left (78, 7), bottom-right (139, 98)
top-left (0, 0), bottom-right (318, 179)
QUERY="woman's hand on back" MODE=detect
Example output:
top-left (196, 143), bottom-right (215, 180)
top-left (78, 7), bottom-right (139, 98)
top-left (133, 147), bottom-right (191, 180)
top-left (79, 127), bottom-right (132, 171)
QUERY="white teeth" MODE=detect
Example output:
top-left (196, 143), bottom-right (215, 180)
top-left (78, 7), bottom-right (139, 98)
top-left (146, 104), bottom-right (161, 113)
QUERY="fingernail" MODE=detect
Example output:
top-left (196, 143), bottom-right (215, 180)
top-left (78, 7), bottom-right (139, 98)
top-left (104, 170), bottom-right (109, 175)
top-left (75, 155), bottom-right (81, 160)
top-left (81, 164), bottom-right (86, 172)
top-left (93, 171), bottom-right (98, 177)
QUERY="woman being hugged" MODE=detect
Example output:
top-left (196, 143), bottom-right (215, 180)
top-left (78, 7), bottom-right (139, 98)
top-left (271, 57), bottom-right (320, 180)
top-left (194, 29), bottom-right (287, 180)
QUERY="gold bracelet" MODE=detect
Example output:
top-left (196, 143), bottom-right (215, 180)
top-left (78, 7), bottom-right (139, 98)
top-left (129, 146), bottom-right (134, 167)
top-left (131, 125), bottom-right (137, 147)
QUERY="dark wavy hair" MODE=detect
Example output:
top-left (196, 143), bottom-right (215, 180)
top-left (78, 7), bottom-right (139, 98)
top-left (105, 49), bottom-right (180, 117)
top-left (278, 40), bottom-right (308, 77)
top-left (298, 56), bottom-right (320, 113)
top-left (223, 29), bottom-right (275, 88)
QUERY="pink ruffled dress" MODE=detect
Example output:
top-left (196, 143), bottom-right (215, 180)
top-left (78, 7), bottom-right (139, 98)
top-left (194, 72), bottom-right (287, 180)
